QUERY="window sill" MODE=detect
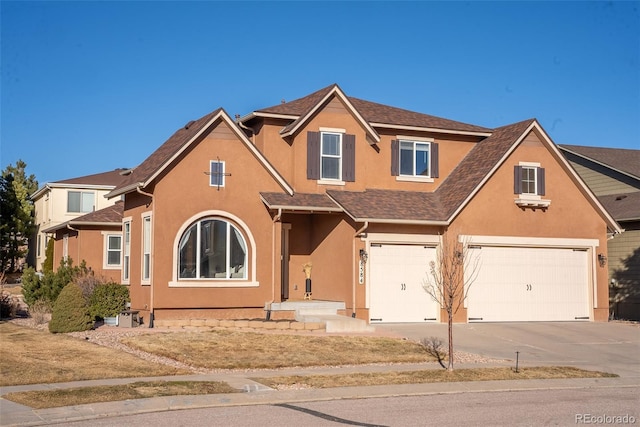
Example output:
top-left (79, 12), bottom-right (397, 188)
top-left (317, 179), bottom-right (345, 186)
top-left (169, 280), bottom-right (259, 288)
top-left (396, 176), bottom-right (434, 183)
top-left (515, 197), bottom-right (551, 208)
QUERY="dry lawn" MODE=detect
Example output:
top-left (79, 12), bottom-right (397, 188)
top-left (121, 329), bottom-right (431, 369)
top-left (5, 380), bottom-right (238, 409)
top-left (0, 322), bottom-right (189, 386)
top-left (254, 366), bottom-right (618, 389)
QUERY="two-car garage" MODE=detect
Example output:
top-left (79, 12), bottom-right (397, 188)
top-left (366, 237), bottom-right (595, 323)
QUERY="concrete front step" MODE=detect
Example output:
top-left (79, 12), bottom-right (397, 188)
top-left (297, 314), bottom-right (375, 333)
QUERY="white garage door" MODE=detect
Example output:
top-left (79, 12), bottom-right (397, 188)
top-left (369, 244), bottom-right (439, 323)
top-left (466, 246), bottom-right (590, 322)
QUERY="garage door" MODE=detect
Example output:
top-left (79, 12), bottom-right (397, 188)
top-left (466, 246), bottom-right (590, 322)
top-left (369, 244), bottom-right (439, 323)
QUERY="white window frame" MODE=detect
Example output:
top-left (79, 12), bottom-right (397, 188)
top-left (141, 214), bottom-right (152, 285)
top-left (103, 232), bottom-right (122, 269)
top-left (169, 210), bottom-right (258, 288)
top-left (209, 160), bottom-right (226, 188)
top-left (515, 161), bottom-right (550, 208)
top-left (122, 218), bottom-right (131, 284)
top-left (399, 139), bottom-right (431, 178)
top-left (67, 191), bottom-right (95, 213)
top-left (320, 131), bottom-right (342, 181)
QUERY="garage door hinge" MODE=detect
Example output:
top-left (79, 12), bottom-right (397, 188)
top-left (370, 318), bottom-right (382, 322)
top-left (468, 317), bottom-right (483, 321)
top-left (574, 316), bottom-right (589, 320)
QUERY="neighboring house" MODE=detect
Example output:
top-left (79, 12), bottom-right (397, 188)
top-left (559, 145), bottom-right (640, 320)
top-left (31, 169), bottom-right (127, 271)
top-left (106, 84), bottom-right (621, 326)
top-left (42, 202), bottom-right (124, 283)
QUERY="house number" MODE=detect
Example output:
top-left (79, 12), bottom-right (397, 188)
top-left (526, 284), bottom-right (532, 291)
top-left (400, 283), bottom-right (406, 290)
top-left (358, 260), bottom-right (365, 284)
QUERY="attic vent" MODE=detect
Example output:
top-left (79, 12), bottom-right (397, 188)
top-left (184, 120), bottom-right (196, 130)
top-left (615, 195), bottom-right (628, 201)
top-left (281, 99), bottom-right (286, 104)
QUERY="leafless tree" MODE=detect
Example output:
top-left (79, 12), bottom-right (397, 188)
top-left (423, 234), bottom-right (479, 371)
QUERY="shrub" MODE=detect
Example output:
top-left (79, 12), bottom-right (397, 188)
top-left (21, 258), bottom-right (89, 307)
top-left (89, 282), bottom-right (129, 319)
top-left (48, 282), bottom-right (93, 333)
top-left (29, 299), bottom-right (52, 325)
top-left (0, 290), bottom-right (17, 318)
top-left (43, 237), bottom-right (54, 273)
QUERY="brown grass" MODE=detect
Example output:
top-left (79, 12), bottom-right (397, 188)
top-left (4, 381), bottom-right (238, 409)
top-left (121, 329), bottom-right (431, 369)
top-left (254, 366), bottom-right (618, 389)
top-left (0, 322), bottom-right (189, 386)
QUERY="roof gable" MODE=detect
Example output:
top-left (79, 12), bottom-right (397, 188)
top-left (108, 109), bottom-right (293, 198)
top-left (31, 169), bottom-right (128, 200)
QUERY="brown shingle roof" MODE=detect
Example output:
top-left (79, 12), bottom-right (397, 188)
top-left (42, 201), bottom-right (123, 233)
top-left (559, 144), bottom-right (640, 179)
top-left (327, 189), bottom-right (446, 222)
top-left (598, 192), bottom-right (640, 221)
top-left (437, 119), bottom-right (536, 218)
top-left (260, 192), bottom-right (341, 211)
top-left (114, 109), bottom-right (222, 193)
top-left (257, 84), bottom-right (492, 134)
top-left (54, 169), bottom-right (128, 187)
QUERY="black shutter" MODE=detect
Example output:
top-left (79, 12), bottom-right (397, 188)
top-left (514, 165), bottom-right (523, 194)
top-left (391, 140), bottom-right (399, 176)
top-left (537, 167), bottom-right (546, 196)
top-left (342, 134), bottom-right (356, 182)
top-left (431, 142), bottom-right (439, 178)
top-left (307, 131), bottom-right (320, 180)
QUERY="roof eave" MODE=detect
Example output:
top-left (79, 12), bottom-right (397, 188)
top-left (370, 122), bottom-right (493, 138)
top-left (106, 182), bottom-right (142, 199)
top-left (239, 111), bottom-right (299, 122)
top-left (559, 146), bottom-right (640, 182)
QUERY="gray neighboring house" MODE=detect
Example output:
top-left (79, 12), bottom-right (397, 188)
top-left (560, 144), bottom-right (640, 320)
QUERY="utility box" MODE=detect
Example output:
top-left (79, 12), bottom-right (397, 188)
top-left (118, 310), bottom-right (140, 328)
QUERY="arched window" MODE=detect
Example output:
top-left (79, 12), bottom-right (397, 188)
top-left (178, 218), bottom-right (247, 280)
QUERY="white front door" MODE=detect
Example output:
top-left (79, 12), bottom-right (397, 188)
top-left (369, 244), bottom-right (439, 323)
top-left (467, 246), bottom-right (590, 322)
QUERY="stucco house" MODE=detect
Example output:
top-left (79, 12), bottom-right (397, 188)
top-left (106, 84), bottom-right (621, 326)
top-left (31, 169), bottom-right (127, 271)
top-left (559, 145), bottom-right (640, 320)
top-left (42, 201), bottom-right (124, 283)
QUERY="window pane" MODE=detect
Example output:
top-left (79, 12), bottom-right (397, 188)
top-left (230, 226), bottom-right (247, 278)
top-left (400, 142), bottom-right (414, 175)
top-left (210, 161), bottom-right (224, 187)
top-left (179, 226), bottom-right (197, 278)
top-left (322, 133), bottom-right (340, 155)
top-left (322, 157), bottom-right (340, 180)
top-left (522, 167), bottom-right (536, 194)
top-left (123, 256), bottom-right (129, 280)
top-left (68, 192), bottom-right (80, 212)
top-left (81, 192), bottom-right (94, 212)
top-left (108, 236), bottom-right (121, 250)
top-left (107, 250), bottom-right (120, 265)
top-left (415, 144), bottom-right (430, 176)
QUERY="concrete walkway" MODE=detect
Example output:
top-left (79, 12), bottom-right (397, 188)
top-left (2, 322), bottom-right (638, 426)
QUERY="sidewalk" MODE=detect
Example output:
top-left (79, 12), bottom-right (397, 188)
top-left (2, 362), bottom-right (638, 427)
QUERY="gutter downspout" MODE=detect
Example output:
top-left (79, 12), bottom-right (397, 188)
top-left (352, 221), bottom-right (369, 318)
top-left (136, 185), bottom-right (155, 327)
top-left (267, 208), bottom-right (283, 320)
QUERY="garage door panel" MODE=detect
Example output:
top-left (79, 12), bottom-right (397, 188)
top-left (369, 244), bottom-right (439, 323)
top-left (467, 246), bottom-right (590, 322)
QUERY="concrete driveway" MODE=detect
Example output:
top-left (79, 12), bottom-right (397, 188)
top-left (376, 322), bottom-right (640, 378)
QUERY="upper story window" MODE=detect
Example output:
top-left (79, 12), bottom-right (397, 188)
top-left (321, 132), bottom-right (342, 180)
top-left (178, 218), bottom-right (247, 280)
top-left (514, 163), bottom-right (545, 196)
top-left (209, 160), bottom-right (226, 188)
top-left (122, 220), bottom-right (131, 283)
top-left (514, 163), bottom-right (550, 208)
top-left (391, 138), bottom-right (439, 181)
top-left (307, 130), bottom-right (355, 183)
top-left (142, 215), bottom-right (152, 283)
top-left (67, 191), bottom-right (94, 213)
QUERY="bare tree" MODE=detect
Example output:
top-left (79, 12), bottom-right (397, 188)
top-left (423, 234), bottom-right (479, 371)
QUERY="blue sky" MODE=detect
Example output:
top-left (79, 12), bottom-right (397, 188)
top-left (1, 1), bottom-right (638, 186)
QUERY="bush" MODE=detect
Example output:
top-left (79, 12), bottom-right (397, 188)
top-left (43, 237), bottom-right (54, 273)
top-left (22, 258), bottom-right (89, 307)
top-left (48, 282), bottom-right (93, 333)
top-left (0, 290), bottom-right (17, 318)
top-left (89, 282), bottom-right (129, 319)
